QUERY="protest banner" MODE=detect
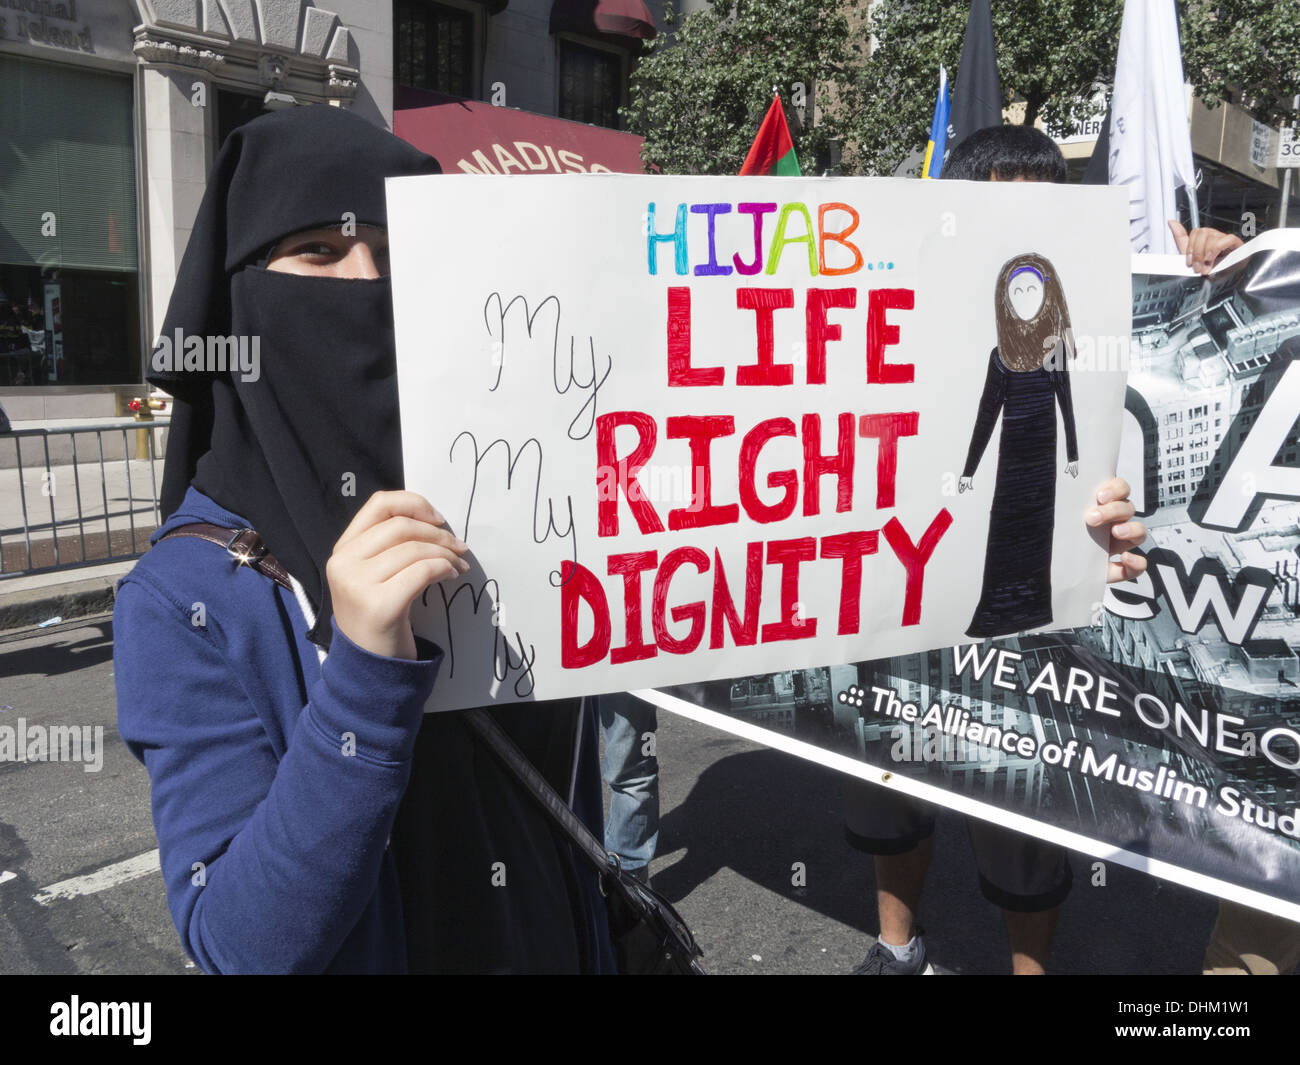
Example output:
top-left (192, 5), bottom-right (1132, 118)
top-left (640, 231), bottom-right (1300, 923)
top-left (388, 174), bottom-right (1131, 709)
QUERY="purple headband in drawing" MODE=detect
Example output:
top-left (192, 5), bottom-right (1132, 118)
top-left (1009, 265), bottom-right (1045, 284)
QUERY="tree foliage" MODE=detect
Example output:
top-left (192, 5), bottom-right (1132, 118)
top-left (1182, 0), bottom-right (1300, 126)
top-left (621, 0), bottom-right (863, 174)
top-left (625, 0), bottom-right (1300, 178)
top-left (838, 0), bottom-right (1124, 175)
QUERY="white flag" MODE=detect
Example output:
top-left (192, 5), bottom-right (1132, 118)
top-left (1107, 0), bottom-right (1197, 254)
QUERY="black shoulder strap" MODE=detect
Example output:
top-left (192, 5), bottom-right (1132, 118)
top-left (462, 705), bottom-right (704, 967)
top-left (462, 706), bottom-right (612, 873)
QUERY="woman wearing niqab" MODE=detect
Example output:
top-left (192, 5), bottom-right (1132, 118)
top-left (114, 104), bottom-right (613, 973)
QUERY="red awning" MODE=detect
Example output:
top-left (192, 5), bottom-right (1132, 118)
top-left (394, 87), bottom-right (647, 174)
top-left (549, 0), bottom-right (657, 41)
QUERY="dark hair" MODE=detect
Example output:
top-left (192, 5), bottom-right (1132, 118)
top-left (940, 124), bottom-right (1067, 183)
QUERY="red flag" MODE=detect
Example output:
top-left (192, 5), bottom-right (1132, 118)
top-left (739, 92), bottom-right (801, 176)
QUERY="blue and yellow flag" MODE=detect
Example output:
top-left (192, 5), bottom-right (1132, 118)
top-left (921, 66), bottom-right (950, 179)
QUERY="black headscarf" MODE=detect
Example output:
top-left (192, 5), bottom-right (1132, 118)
top-left (150, 104), bottom-right (442, 648)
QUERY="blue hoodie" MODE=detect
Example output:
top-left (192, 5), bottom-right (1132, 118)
top-left (115, 486), bottom-right (612, 973)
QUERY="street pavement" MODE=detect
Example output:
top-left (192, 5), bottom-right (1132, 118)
top-left (0, 616), bottom-right (1223, 976)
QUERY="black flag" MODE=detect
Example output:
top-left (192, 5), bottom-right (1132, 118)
top-left (949, 0), bottom-right (1003, 149)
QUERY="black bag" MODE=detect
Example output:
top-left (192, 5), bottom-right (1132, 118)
top-left (463, 707), bottom-right (706, 975)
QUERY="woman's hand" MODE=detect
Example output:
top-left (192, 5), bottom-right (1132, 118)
top-left (326, 490), bottom-right (469, 660)
top-left (1086, 477), bottom-right (1146, 584)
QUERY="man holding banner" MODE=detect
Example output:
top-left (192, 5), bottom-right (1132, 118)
top-left (847, 125), bottom-right (1146, 977)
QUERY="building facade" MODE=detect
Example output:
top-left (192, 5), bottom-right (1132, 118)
top-left (0, 0), bottom-right (665, 421)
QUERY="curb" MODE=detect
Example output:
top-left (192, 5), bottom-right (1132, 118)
top-left (0, 572), bottom-right (122, 633)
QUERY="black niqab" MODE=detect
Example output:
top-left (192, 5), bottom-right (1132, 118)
top-left (149, 104), bottom-right (441, 648)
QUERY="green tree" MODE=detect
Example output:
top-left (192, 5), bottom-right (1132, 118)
top-left (621, 0), bottom-right (864, 175)
top-left (627, 0), bottom-right (1300, 179)
top-left (841, 0), bottom-right (1124, 176)
top-left (1182, 0), bottom-right (1300, 127)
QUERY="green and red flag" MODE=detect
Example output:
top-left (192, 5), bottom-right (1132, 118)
top-left (739, 91), bottom-right (800, 176)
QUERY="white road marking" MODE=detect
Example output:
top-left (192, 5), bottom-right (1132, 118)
top-left (33, 849), bottom-right (160, 906)
top-left (0, 871), bottom-right (16, 886)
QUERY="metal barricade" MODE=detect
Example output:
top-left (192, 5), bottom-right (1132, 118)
top-left (0, 419), bottom-right (170, 578)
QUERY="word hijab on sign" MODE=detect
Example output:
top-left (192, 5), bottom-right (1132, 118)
top-left (560, 199), bottom-right (954, 669)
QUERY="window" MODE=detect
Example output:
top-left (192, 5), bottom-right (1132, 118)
top-left (558, 39), bottom-right (624, 129)
top-left (0, 54), bottom-right (139, 386)
top-left (216, 88), bottom-right (270, 151)
top-left (395, 0), bottom-right (475, 98)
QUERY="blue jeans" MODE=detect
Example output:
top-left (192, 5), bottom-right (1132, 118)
top-left (597, 692), bottom-right (659, 873)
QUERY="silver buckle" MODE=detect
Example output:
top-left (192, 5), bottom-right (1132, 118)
top-left (599, 852), bottom-right (622, 897)
top-left (224, 528), bottom-right (267, 566)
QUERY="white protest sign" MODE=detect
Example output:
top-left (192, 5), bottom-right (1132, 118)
top-left (387, 175), bottom-right (1131, 711)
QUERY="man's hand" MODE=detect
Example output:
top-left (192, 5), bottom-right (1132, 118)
top-left (1086, 477), bottom-right (1146, 584)
top-left (326, 490), bottom-right (469, 660)
top-left (1168, 221), bottom-right (1244, 276)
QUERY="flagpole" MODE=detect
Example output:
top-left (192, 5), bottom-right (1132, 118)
top-left (1281, 95), bottom-right (1299, 228)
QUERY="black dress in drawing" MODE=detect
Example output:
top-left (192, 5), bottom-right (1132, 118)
top-left (961, 253), bottom-right (1078, 638)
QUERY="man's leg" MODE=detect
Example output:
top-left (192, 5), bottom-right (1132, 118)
top-left (597, 692), bottom-right (659, 879)
top-left (845, 777), bottom-right (937, 972)
top-left (876, 834), bottom-right (935, 946)
top-left (967, 818), bottom-right (1072, 975)
top-left (1203, 901), bottom-right (1300, 975)
top-left (1004, 908), bottom-right (1059, 976)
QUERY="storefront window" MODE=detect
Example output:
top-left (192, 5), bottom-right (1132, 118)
top-left (395, 0), bottom-right (475, 98)
top-left (558, 40), bottom-right (623, 129)
top-left (217, 87), bottom-right (271, 150)
top-left (0, 54), bottom-right (139, 387)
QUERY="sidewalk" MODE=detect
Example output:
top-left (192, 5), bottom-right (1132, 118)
top-left (0, 446), bottom-right (163, 633)
top-left (0, 558), bottom-right (133, 633)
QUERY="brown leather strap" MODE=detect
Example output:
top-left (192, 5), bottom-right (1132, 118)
top-left (156, 522), bottom-right (295, 594)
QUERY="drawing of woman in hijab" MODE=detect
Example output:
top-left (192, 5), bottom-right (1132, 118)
top-left (957, 252), bottom-right (1078, 638)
